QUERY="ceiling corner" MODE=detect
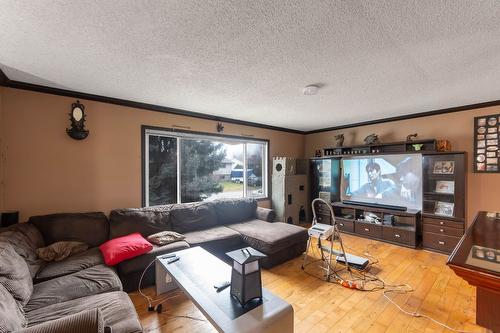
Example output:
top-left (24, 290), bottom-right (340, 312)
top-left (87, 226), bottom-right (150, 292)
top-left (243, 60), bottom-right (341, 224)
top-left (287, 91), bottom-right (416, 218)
top-left (0, 68), bottom-right (9, 86)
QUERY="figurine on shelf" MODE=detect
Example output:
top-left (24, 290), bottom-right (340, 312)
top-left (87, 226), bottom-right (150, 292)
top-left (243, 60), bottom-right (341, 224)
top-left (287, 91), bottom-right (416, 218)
top-left (437, 140), bottom-right (451, 152)
top-left (315, 149), bottom-right (322, 157)
top-left (406, 133), bottom-right (417, 141)
top-left (335, 134), bottom-right (345, 147)
top-left (364, 134), bottom-right (379, 145)
top-left (412, 143), bottom-right (424, 151)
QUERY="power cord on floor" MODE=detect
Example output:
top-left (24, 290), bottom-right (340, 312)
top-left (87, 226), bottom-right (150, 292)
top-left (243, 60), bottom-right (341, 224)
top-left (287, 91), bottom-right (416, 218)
top-left (144, 313), bottom-right (206, 333)
top-left (302, 241), bottom-right (481, 333)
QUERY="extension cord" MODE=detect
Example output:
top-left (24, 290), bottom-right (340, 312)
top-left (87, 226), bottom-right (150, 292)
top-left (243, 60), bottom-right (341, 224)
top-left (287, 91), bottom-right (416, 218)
top-left (303, 244), bottom-right (479, 333)
top-left (341, 281), bottom-right (359, 289)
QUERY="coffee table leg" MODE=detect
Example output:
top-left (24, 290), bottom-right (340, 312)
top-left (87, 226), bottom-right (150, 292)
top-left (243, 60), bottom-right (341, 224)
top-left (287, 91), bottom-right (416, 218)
top-left (155, 259), bottom-right (178, 296)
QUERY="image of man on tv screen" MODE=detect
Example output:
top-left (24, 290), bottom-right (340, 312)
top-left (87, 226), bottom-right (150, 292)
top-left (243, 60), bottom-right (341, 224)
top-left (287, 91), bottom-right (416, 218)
top-left (396, 157), bottom-right (420, 202)
top-left (353, 162), bottom-right (396, 199)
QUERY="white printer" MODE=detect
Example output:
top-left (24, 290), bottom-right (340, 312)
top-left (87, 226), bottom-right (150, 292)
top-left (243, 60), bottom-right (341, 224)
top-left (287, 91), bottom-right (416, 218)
top-left (307, 223), bottom-right (335, 240)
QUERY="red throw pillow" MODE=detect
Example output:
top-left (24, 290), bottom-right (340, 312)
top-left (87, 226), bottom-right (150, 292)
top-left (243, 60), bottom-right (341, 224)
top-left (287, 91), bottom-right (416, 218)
top-left (99, 233), bottom-right (153, 266)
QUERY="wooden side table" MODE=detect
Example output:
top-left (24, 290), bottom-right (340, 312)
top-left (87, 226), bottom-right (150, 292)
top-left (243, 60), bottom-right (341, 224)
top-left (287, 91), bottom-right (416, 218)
top-left (447, 212), bottom-right (500, 333)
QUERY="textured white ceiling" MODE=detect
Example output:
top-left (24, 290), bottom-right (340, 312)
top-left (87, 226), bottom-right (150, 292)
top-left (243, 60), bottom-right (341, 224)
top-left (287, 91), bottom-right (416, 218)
top-left (1, 1), bottom-right (500, 131)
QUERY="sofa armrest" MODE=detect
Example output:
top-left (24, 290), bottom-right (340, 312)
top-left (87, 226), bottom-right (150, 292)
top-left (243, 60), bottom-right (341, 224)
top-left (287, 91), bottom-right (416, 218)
top-left (15, 308), bottom-right (109, 333)
top-left (256, 207), bottom-right (276, 222)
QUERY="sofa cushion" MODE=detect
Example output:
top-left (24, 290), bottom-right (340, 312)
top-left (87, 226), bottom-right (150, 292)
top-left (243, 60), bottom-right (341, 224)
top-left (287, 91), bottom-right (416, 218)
top-left (25, 265), bottom-right (122, 312)
top-left (0, 242), bottom-right (33, 306)
top-left (0, 223), bottom-right (45, 278)
top-left (19, 308), bottom-right (105, 333)
top-left (227, 220), bottom-right (308, 254)
top-left (170, 201), bottom-right (218, 233)
top-left (26, 291), bottom-right (142, 333)
top-left (0, 283), bottom-right (26, 332)
top-left (36, 241), bottom-right (89, 262)
top-left (183, 226), bottom-right (242, 250)
top-left (212, 198), bottom-right (257, 225)
top-left (118, 241), bottom-right (190, 275)
top-left (35, 247), bottom-right (104, 282)
top-left (147, 231), bottom-right (185, 246)
top-left (99, 233), bottom-right (153, 266)
top-left (256, 207), bottom-right (276, 222)
top-left (109, 206), bottom-right (173, 239)
top-left (29, 212), bottom-right (109, 248)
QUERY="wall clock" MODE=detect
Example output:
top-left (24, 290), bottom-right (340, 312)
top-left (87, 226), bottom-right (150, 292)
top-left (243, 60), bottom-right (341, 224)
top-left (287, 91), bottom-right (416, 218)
top-left (66, 100), bottom-right (89, 140)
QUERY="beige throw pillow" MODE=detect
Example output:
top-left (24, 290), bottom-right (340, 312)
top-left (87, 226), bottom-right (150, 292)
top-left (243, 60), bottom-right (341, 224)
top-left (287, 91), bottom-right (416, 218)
top-left (147, 231), bottom-right (185, 246)
top-left (36, 241), bottom-right (89, 262)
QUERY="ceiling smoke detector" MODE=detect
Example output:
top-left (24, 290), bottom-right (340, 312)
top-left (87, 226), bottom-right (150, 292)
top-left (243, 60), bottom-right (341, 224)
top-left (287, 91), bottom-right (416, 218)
top-left (303, 85), bottom-right (319, 95)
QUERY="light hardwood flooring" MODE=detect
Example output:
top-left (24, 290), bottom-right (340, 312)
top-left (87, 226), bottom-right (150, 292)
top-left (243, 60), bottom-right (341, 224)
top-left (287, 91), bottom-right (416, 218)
top-left (129, 234), bottom-right (490, 333)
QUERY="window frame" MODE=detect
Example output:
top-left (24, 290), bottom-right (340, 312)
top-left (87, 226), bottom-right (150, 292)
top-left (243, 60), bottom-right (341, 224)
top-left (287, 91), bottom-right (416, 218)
top-left (141, 125), bottom-right (270, 207)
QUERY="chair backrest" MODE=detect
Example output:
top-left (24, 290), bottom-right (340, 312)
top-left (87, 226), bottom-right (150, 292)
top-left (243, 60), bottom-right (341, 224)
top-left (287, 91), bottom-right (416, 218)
top-left (311, 198), bottom-right (336, 226)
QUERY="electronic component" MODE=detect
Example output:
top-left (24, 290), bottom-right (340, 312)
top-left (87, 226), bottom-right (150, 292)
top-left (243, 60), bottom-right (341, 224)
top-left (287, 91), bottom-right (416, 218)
top-left (308, 223), bottom-right (335, 239)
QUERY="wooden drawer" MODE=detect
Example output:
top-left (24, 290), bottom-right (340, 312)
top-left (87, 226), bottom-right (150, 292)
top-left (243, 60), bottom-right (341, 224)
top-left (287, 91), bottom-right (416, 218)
top-left (336, 219), bottom-right (354, 233)
top-left (382, 227), bottom-right (416, 247)
top-left (423, 223), bottom-right (464, 237)
top-left (423, 232), bottom-right (461, 253)
top-left (355, 222), bottom-right (382, 239)
top-left (424, 217), bottom-right (463, 229)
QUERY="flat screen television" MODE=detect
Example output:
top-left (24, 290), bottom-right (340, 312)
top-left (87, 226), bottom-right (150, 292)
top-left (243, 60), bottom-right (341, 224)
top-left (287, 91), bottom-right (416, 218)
top-left (341, 154), bottom-right (423, 210)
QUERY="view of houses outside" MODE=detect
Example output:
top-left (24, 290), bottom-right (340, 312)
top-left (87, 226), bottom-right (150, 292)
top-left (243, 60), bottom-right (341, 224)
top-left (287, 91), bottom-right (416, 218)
top-left (147, 134), bottom-right (265, 205)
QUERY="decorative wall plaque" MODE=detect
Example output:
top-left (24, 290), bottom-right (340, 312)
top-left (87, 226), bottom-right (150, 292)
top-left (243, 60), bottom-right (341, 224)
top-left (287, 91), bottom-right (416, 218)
top-left (474, 114), bottom-right (499, 173)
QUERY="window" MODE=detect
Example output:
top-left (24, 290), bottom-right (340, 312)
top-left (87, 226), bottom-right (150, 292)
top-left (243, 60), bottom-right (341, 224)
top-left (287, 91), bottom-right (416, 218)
top-left (143, 127), bottom-right (268, 206)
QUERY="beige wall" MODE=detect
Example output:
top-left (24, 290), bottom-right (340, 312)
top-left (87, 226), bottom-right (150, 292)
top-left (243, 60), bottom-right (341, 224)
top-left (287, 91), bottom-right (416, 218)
top-left (305, 106), bottom-right (500, 224)
top-left (0, 88), bottom-right (305, 221)
top-left (2, 86), bottom-right (497, 225)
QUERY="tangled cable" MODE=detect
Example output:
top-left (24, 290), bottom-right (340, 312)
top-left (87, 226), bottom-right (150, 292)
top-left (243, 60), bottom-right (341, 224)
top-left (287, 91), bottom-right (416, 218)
top-left (302, 241), bottom-right (480, 333)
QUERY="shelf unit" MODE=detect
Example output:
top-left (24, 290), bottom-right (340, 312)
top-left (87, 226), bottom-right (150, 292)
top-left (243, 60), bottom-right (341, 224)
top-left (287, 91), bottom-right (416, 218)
top-left (322, 139), bottom-right (436, 157)
top-left (421, 152), bottom-right (466, 254)
top-left (332, 202), bottom-right (421, 248)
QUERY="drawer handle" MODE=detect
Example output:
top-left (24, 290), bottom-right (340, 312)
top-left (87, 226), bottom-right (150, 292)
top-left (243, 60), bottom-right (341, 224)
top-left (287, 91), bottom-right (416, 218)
top-left (440, 229), bottom-right (444, 233)
top-left (438, 241), bottom-right (445, 245)
top-left (439, 222), bottom-right (444, 225)
top-left (395, 234), bottom-right (401, 238)
top-left (364, 228), bottom-right (370, 232)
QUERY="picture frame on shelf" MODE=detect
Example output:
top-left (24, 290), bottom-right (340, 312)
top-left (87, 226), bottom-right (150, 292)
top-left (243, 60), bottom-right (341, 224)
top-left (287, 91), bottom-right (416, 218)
top-left (433, 161), bottom-right (455, 174)
top-left (435, 180), bottom-right (455, 194)
top-left (434, 201), bottom-right (454, 217)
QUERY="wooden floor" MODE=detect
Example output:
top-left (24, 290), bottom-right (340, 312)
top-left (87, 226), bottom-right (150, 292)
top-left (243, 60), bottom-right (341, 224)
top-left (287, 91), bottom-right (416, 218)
top-left (129, 234), bottom-right (490, 333)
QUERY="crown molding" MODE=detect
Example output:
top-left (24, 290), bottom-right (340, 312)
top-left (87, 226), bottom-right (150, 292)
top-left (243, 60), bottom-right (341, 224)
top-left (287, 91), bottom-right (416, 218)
top-left (305, 99), bottom-right (500, 134)
top-left (2, 70), bottom-right (499, 135)
top-left (3, 78), bottom-right (305, 134)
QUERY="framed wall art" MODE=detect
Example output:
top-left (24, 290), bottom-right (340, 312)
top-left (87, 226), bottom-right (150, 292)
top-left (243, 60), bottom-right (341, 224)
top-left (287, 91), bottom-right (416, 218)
top-left (474, 114), bottom-right (500, 173)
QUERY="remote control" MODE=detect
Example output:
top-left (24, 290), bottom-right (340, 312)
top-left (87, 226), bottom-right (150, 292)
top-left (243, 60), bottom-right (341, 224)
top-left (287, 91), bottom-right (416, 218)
top-left (158, 253), bottom-right (177, 259)
top-left (167, 256), bottom-right (179, 264)
top-left (213, 281), bottom-right (231, 292)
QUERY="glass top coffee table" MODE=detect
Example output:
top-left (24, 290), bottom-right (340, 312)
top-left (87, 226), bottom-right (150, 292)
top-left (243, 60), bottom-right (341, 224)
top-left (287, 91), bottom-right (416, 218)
top-left (155, 246), bottom-right (294, 333)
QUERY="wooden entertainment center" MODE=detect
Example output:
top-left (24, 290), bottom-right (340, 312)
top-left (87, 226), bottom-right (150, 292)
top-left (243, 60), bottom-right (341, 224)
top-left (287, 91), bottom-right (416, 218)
top-left (332, 201), bottom-right (421, 248)
top-left (310, 140), bottom-right (466, 253)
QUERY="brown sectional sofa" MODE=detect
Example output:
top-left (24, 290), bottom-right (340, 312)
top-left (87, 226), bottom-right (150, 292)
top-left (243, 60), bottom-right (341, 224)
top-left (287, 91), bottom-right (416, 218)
top-left (0, 220), bottom-right (142, 333)
top-left (0, 198), bottom-right (307, 332)
top-left (110, 198), bottom-right (308, 291)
